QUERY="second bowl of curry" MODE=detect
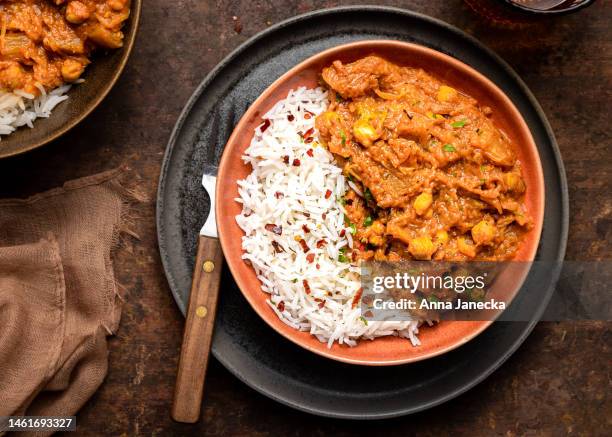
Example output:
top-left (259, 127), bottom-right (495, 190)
top-left (0, 0), bottom-right (142, 159)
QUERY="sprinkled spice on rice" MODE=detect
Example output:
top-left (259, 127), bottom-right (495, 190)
top-left (235, 87), bottom-right (421, 348)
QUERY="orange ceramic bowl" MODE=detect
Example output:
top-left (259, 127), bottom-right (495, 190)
top-left (216, 41), bottom-right (544, 366)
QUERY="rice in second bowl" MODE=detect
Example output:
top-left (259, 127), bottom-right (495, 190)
top-left (235, 87), bottom-right (420, 348)
top-left (0, 84), bottom-right (72, 139)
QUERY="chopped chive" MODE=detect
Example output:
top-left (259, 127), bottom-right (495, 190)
top-left (338, 254), bottom-right (349, 263)
top-left (451, 120), bottom-right (466, 128)
top-left (359, 316), bottom-right (368, 325)
top-left (443, 144), bottom-right (456, 152)
top-left (339, 197), bottom-right (346, 205)
top-left (363, 216), bottom-right (373, 227)
top-left (349, 223), bottom-right (357, 235)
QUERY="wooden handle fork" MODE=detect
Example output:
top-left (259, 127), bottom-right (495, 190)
top-left (172, 235), bottom-right (223, 423)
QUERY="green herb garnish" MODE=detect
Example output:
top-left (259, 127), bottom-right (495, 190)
top-left (340, 131), bottom-right (346, 146)
top-left (359, 316), bottom-right (368, 326)
top-left (443, 144), bottom-right (456, 153)
top-left (428, 295), bottom-right (439, 303)
top-left (451, 120), bottom-right (466, 128)
top-left (338, 251), bottom-right (349, 263)
top-left (364, 188), bottom-right (373, 203)
top-left (339, 197), bottom-right (346, 206)
top-left (349, 223), bottom-right (357, 235)
top-left (363, 216), bottom-right (373, 227)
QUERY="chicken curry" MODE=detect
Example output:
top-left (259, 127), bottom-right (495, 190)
top-left (316, 56), bottom-right (532, 262)
top-left (0, 0), bottom-right (130, 95)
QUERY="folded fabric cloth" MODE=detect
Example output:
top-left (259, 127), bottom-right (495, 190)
top-left (0, 169), bottom-right (140, 437)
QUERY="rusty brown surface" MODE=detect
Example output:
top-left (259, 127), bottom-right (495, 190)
top-left (0, 1), bottom-right (610, 435)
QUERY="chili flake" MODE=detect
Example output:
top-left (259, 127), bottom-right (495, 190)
top-left (271, 241), bottom-right (285, 253)
top-left (351, 288), bottom-right (363, 309)
top-left (298, 238), bottom-right (309, 252)
top-left (265, 224), bottom-right (282, 235)
top-left (260, 119), bottom-right (271, 132)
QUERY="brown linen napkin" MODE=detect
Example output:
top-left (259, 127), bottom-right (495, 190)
top-left (0, 169), bottom-right (140, 436)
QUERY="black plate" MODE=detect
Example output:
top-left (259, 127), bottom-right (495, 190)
top-left (157, 6), bottom-right (568, 419)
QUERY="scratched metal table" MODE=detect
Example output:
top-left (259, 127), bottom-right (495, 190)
top-left (0, 1), bottom-right (608, 435)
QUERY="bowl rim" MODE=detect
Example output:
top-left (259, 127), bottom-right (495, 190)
top-left (499, 0), bottom-right (596, 15)
top-left (0, 0), bottom-right (142, 159)
top-left (216, 39), bottom-right (545, 366)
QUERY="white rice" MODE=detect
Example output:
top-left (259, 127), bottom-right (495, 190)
top-left (0, 83), bottom-right (73, 138)
top-left (235, 86), bottom-right (421, 348)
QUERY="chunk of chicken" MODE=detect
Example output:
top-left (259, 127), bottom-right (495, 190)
top-left (65, 1), bottom-right (90, 24)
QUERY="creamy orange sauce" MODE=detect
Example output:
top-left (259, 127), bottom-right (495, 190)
top-left (316, 56), bottom-right (532, 262)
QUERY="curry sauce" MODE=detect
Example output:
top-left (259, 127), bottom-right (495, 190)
top-left (0, 0), bottom-right (130, 94)
top-left (315, 56), bottom-right (532, 262)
